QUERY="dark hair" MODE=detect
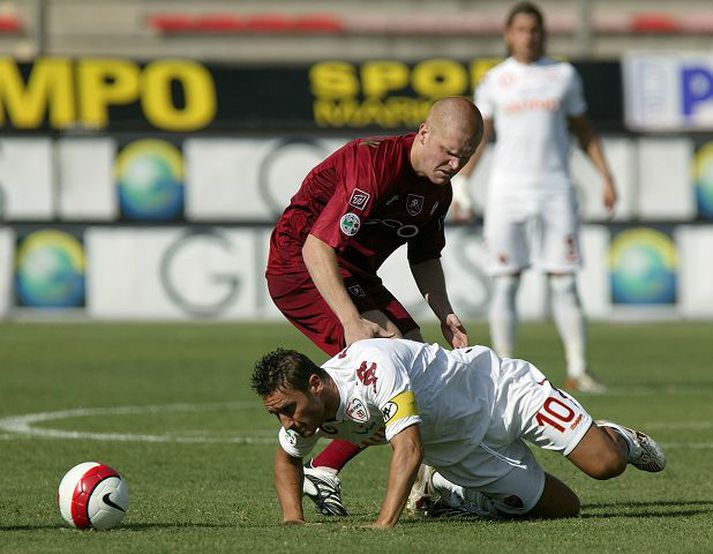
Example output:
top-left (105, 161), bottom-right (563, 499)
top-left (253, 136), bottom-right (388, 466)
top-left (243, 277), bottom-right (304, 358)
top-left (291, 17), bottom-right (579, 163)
top-left (506, 1), bottom-right (545, 30)
top-left (251, 348), bottom-right (327, 397)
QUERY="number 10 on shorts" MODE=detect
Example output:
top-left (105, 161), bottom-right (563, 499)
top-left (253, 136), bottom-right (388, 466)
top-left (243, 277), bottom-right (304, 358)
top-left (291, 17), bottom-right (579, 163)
top-left (535, 396), bottom-right (576, 433)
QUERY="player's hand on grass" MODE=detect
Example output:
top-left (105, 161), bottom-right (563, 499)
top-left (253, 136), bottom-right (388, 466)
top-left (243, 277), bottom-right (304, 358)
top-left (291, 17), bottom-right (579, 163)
top-left (442, 314), bottom-right (468, 348)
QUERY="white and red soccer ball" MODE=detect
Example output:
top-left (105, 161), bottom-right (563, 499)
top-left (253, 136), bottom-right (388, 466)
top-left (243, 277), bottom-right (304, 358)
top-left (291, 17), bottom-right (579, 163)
top-left (58, 462), bottom-right (129, 530)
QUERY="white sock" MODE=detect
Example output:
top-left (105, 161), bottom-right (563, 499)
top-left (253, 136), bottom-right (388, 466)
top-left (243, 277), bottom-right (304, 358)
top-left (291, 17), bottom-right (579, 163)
top-left (550, 274), bottom-right (587, 378)
top-left (488, 275), bottom-right (519, 358)
top-left (432, 471), bottom-right (463, 497)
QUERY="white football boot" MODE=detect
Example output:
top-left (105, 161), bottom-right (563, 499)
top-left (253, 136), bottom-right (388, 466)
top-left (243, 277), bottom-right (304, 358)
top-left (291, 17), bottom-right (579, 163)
top-left (596, 420), bottom-right (667, 472)
top-left (565, 372), bottom-right (607, 394)
top-left (407, 465), bottom-right (497, 519)
top-left (302, 463), bottom-right (348, 516)
top-left (406, 465), bottom-right (440, 517)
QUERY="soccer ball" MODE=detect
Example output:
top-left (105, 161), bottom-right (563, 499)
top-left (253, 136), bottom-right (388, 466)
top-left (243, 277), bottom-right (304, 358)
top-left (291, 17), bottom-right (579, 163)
top-left (58, 462), bottom-right (129, 530)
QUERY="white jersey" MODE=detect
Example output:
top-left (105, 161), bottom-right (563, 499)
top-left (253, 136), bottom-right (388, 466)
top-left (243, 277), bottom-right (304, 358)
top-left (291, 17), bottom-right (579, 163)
top-left (476, 56), bottom-right (587, 196)
top-left (279, 339), bottom-right (500, 466)
top-left (277, 338), bottom-right (592, 495)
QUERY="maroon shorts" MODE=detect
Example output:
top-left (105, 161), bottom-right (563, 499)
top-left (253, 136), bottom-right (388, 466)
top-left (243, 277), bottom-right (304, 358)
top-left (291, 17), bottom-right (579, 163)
top-left (266, 271), bottom-right (419, 356)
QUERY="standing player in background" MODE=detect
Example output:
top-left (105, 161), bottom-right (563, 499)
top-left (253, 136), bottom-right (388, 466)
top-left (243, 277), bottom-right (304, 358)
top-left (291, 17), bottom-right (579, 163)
top-left (266, 97), bottom-right (484, 516)
top-left (452, 2), bottom-right (618, 393)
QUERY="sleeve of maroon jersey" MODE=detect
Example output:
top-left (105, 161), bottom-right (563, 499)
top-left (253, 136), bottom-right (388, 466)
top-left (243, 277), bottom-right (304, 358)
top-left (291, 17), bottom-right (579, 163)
top-left (405, 190), bottom-right (450, 265)
top-left (309, 139), bottom-right (389, 252)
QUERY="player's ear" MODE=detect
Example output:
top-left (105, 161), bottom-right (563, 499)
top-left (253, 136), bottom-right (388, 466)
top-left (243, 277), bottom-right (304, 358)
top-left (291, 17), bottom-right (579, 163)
top-left (308, 373), bottom-right (323, 394)
top-left (417, 122), bottom-right (429, 143)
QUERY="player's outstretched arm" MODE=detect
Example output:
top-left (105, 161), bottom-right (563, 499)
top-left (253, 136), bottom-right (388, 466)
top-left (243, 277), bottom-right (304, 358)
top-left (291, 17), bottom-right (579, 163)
top-left (303, 234), bottom-right (393, 344)
top-left (372, 425), bottom-right (423, 528)
top-left (274, 447), bottom-right (306, 524)
top-left (410, 258), bottom-right (468, 348)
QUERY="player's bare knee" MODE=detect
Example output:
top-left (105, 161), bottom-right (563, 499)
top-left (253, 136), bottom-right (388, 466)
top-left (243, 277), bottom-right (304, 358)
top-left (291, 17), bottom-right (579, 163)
top-left (559, 493), bottom-right (581, 518)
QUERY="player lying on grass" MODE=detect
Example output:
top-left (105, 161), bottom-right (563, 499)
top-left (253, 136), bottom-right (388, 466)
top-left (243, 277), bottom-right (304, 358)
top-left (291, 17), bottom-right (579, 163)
top-left (251, 338), bottom-right (666, 527)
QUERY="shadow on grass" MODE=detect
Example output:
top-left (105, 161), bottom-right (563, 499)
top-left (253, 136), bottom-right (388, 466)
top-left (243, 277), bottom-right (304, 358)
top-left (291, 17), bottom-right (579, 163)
top-left (581, 499), bottom-right (713, 518)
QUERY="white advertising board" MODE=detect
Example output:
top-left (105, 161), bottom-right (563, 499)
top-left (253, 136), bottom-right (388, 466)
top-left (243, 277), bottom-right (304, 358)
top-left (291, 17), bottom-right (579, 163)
top-left (0, 138), bottom-right (53, 220)
top-left (6, 222), bottom-right (712, 321)
top-left (184, 137), bottom-right (348, 221)
top-left (624, 52), bottom-right (713, 131)
top-left (0, 227), bottom-right (13, 317)
top-left (87, 227), bottom-right (261, 320)
top-left (57, 138), bottom-right (117, 220)
top-left (678, 226), bottom-right (713, 317)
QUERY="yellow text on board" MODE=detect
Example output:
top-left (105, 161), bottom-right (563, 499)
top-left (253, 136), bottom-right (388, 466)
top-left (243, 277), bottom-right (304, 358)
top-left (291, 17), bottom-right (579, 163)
top-left (310, 58), bottom-right (501, 128)
top-left (0, 57), bottom-right (217, 131)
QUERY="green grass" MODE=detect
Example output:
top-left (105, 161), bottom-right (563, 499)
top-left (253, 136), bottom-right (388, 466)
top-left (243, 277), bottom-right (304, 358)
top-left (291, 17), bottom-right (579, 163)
top-left (1, 321), bottom-right (712, 553)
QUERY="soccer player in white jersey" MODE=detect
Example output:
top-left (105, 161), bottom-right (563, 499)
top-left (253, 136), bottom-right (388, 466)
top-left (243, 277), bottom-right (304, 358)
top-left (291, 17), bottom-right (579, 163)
top-left (452, 2), bottom-right (618, 393)
top-left (252, 338), bottom-right (665, 527)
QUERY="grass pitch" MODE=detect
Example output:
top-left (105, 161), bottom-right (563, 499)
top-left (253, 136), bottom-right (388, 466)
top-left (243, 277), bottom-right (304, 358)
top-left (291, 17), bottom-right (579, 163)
top-left (1, 321), bottom-right (712, 553)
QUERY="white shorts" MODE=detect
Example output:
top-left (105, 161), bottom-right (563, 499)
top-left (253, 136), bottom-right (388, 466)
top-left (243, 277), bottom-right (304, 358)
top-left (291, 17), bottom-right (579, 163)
top-left (484, 189), bottom-right (582, 275)
top-left (426, 357), bottom-right (593, 515)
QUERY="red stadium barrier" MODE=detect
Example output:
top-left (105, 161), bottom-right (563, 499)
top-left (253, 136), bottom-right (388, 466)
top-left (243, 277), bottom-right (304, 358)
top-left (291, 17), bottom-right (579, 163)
top-left (149, 13), bottom-right (343, 34)
top-left (631, 13), bottom-right (681, 33)
top-left (0, 14), bottom-right (22, 33)
top-left (148, 11), bottom-right (713, 36)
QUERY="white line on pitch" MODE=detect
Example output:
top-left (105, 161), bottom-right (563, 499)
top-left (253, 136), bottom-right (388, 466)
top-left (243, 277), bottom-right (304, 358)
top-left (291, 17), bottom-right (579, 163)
top-left (0, 402), bottom-right (274, 444)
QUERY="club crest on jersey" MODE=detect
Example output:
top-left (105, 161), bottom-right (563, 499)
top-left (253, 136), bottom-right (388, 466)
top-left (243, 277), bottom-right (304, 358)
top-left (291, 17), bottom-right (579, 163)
top-left (339, 213), bottom-right (361, 236)
top-left (347, 284), bottom-right (366, 298)
top-left (345, 397), bottom-right (369, 423)
top-left (349, 188), bottom-right (371, 211)
top-left (406, 194), bottom-right (425, 216)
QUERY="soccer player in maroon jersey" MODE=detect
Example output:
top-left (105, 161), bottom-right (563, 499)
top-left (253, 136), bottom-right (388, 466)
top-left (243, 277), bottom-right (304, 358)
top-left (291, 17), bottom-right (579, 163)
top-left (266, 97), bottom-right (485, 516)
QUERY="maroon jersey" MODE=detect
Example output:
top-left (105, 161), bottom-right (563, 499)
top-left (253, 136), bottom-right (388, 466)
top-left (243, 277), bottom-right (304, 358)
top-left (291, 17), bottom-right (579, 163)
top-left (267, 133), bottom-right (452, 281)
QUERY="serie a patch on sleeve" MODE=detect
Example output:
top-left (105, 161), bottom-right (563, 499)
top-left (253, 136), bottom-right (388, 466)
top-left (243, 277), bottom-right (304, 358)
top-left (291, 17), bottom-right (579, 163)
top-left (381, 391), bottom-right (419, 424)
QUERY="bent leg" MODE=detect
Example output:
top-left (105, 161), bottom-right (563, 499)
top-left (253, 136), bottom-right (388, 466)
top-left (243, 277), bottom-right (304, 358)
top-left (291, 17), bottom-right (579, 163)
top-left (428, 446), bottom-right (579, 520)
top-left (566, 423), bottom-right (628, 479)
top-left (527, 472), bottom-right (580, 518)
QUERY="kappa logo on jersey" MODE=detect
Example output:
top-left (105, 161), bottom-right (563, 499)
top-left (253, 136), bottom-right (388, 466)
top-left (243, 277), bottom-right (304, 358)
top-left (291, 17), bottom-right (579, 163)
top-left (406, 194), bottom-right (425, 216)
top-left (356, 361), bottom-right (378, 393)
top-left (382, 402), bottom-right (397, 421)
top-left (381, 391), bottom-right (419, 424)
top-left (347, 284), bottom-right (366, 297)
top-left (345, 397), bottom-right (369, 423)
top-left (339, 213), bottom-right (361, 236)
top-left (349, 188), bottom-right (371, 211)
